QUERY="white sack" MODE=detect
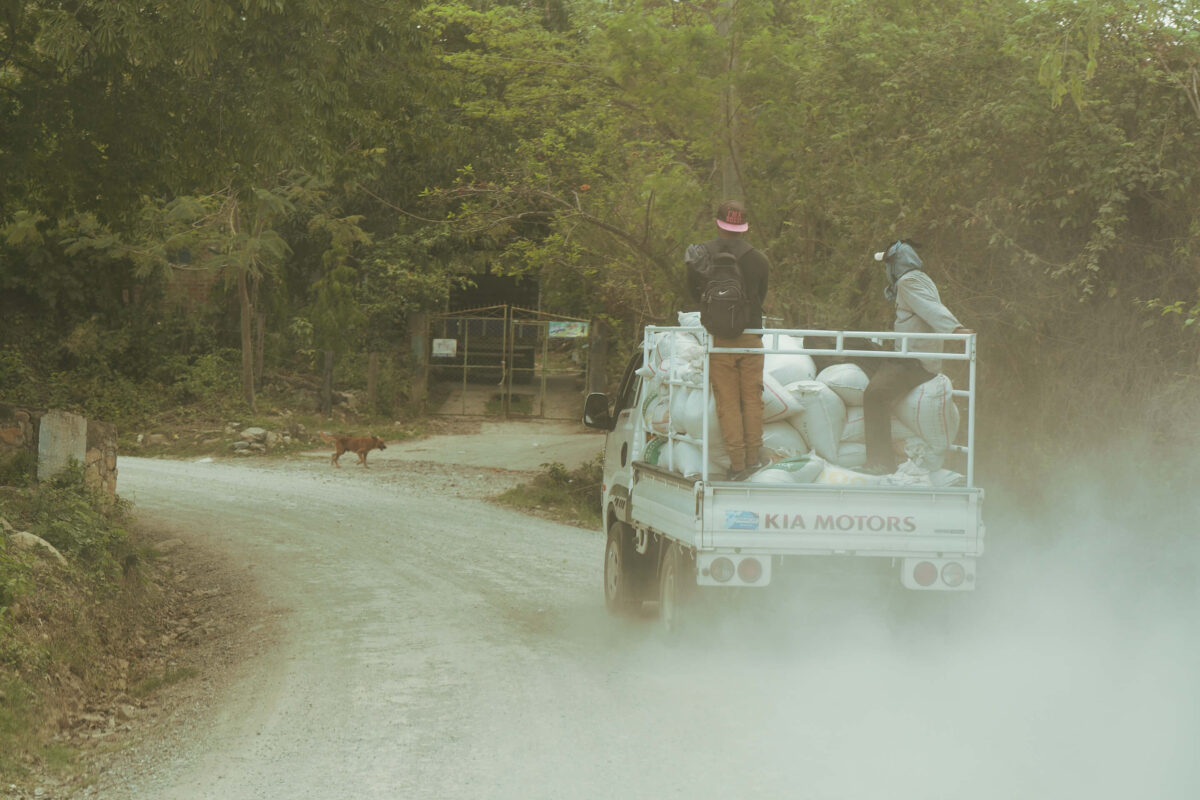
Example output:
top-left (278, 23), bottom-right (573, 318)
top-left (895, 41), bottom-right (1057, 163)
top-left (817, 363), bottom-right (870, 407)
top-left (840, 407), bottom-right (920, 447)
top-left (895, 374), bottom-right (960, 454)
top-left (676, 361), bottom-right (705, 388)
top-left (763, 334), bottom-right (817, 386)
top-left (651, 329), bottom-right (696, 370)
top-left (659, 440), bottom-right (721, 478)
top-left (679, 390), bottom-right (732, 470)
top-left (643, 436), bottom-right (728, 477)
top-left (762, 421), bottom-right (809, 458)
top-left (832, 442), bottom-right (867, 469)
top-left (703, 437), bottom-right (732, 471)
top-left (646, 329), bottom-right (703, 390)
top-left (929, 468), bottom-right (966, 488)
top-left (667, 441), bottom-right (704, 477)
top-left (749, 455), bottom-right (826, 484)
top-left (669, 388), bottom-right (691, 435)
top-left (652, 354), bottom-right (701, 392)
top-left (746, 467), bottom-right (801, 484)
top-left (679, 388), bottom-right (722, 444)
top-left (815, 463), bottom-right (883, 486)
top-left (902, 438), bottom-right (947, 471)
top-left (642, 436), bottom-right (668, 466)
top-left (841, 407), bottom-right (865, 443)
top-left (643, 393), bottom-right (671, 435)
top-left (787, 380), bottom-right (846, 461)
top-left (762, 372), bottom-right (806, 423)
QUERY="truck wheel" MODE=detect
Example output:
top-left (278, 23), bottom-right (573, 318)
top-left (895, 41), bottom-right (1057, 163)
top-left (604, 521), bottom-right (641, 615)
top-left (658, 543), bottom-right (693, 636)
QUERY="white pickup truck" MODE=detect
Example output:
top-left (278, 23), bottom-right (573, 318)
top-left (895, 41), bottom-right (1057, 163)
top-left (582, 325), bottom-right (984, 633)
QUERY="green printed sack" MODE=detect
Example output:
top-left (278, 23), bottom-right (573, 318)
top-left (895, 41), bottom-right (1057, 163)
top-left (748, 454), bottom-right (825, 484)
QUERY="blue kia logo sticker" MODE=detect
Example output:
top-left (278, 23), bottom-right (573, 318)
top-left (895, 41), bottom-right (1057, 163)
top-left (725, 511), bottom-right (759, 530)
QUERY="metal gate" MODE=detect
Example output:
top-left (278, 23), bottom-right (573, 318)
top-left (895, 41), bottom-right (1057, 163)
top-left (427, 305), bottom-right (590, 419)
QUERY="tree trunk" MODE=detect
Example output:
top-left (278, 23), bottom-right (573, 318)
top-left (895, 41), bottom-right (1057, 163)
top-left (366, 351), bottom-right (380, 415)
top-left (237, 270), bottom-right (256, 412)
top-left (717, 0), bottom-right (742, 201)
top-left (320, 350), bottom-right (334, 417)
top-left (588, 318), bottom-right (609, 394)
top-left (252, 277), bottom-right (266, 391)
top-left (253, 311), bottom-right (266, 391)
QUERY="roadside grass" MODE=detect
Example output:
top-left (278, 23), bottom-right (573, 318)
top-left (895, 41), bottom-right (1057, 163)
top-left (0, 469), bottom-right (174, 789)
top-left (0, 676), bottom-right (37, 778)
top-left (484, 393), bottom-right (534, 416)
top-left (130, 666), bottom-right (200, 699)
top-left (118, 404), bottom-right (425, 460)
top-left (493, 459), bottom-right (603, 529)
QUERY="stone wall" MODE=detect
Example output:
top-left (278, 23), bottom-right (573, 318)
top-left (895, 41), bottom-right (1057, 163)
top-left (0, 406), bottom-right (34, 455)
top-left (0, 404), bottom-right (118, 497)
top-left (85, 418), bottom-right (118, 497)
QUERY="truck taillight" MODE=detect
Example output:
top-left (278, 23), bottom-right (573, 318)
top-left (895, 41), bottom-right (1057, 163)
top-left (710, 557), bottom-right (735, 582)
top-left (737, 558), bottom-right (763, 584)
top-left (941, 562), bottom-right (966, 587)
top-left (913, 561), bottom-right (938, 587)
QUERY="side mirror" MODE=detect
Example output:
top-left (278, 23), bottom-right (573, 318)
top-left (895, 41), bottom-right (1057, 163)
top-left (582, 392), bottom-right (613, 430)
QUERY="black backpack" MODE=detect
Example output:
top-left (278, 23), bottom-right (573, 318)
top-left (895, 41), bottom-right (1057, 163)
top-left (686, 240), bottom-right (753, 339)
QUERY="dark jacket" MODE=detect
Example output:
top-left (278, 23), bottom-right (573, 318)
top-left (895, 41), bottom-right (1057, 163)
top-left (685, 238), bottom-right (770, 330)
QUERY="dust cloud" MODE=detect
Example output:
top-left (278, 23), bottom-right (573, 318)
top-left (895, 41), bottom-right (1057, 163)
top-left (573, 460), bottom-right (1198, 799)
top-left (102, 451), bottom-right (1195, 799)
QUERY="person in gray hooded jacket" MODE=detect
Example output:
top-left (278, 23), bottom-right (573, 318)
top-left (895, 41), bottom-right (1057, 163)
top-left (861, 240), bottom-right (972, 474)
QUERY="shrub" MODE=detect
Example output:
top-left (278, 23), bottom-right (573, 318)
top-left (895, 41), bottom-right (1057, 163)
top-left (0, 452), bottom-right (36, 488)
top-left (168, 350), bottom-right (241, 405)
top-left (494, 459), bottom-right (604, 527)
top-left (21, 464), bottom-right (133, 578)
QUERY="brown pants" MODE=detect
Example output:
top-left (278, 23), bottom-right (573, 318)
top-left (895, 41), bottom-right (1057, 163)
top-left (863, 358), bottom-right (934, 470)
top-left (710, 333), bottom-right (764, 472)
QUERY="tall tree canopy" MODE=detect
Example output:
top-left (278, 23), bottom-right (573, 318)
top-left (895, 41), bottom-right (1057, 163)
top-left (1, 0), bottom-right (1197, 475)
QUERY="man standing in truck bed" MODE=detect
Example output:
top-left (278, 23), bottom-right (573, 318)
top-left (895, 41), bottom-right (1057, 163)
top-left (685, 200), bottom-right (771, 480)
top-left (862, 239), bottom-right (972, 474)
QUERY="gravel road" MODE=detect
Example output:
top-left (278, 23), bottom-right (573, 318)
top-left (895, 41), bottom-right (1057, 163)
top-left (72, 421), bottom-right (1198, 800)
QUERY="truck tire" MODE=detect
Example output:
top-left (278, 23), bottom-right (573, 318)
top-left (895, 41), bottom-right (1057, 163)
top-left (604, 521), bottom-right (642, 615)
top-left (658, 543), bottom-right (694, 637)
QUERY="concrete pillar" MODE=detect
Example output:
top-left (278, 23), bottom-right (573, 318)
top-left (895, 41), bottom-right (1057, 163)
top-left (37, 409), bottom-right (88, 481)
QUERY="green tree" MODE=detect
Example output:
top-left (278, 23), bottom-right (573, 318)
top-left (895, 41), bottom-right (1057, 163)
top-left (3, 0), bottom-right (443, 414)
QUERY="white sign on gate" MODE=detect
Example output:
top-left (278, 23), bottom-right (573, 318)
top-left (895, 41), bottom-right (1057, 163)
top-left (548, 321), bottom-right (589, 338)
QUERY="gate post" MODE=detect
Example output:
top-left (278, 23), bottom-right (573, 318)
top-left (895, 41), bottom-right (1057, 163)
top-left (408, 311), bottom-right (429, 414)
top-left (503, 305), bottom-right (513, 418)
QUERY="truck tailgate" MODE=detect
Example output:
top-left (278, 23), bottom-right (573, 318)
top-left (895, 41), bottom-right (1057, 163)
top-left (702, 482), bottom-right (984, 557)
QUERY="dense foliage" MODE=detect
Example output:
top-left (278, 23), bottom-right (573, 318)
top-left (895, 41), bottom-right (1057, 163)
top-left (2, 0), bottom-right (1198, 482)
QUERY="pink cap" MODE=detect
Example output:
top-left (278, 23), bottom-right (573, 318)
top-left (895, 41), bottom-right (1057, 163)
top-left (716, 200), bottom-right (749, 232)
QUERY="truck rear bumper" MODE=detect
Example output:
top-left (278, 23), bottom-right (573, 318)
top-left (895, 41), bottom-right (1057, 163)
top-left (696, 551), bottom-right (774, 588)
top-left (898, 556), bottom-right (976, 591)
top-left (693, 551), bottom-right (977, 591)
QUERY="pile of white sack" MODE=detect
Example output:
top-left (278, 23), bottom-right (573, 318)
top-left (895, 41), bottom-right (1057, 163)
top-left (637, 313), bottom-right (962, 483)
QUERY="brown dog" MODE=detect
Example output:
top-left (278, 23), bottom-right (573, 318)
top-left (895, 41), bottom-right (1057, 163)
top-left (320, 432), bottom-right (386, 468)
